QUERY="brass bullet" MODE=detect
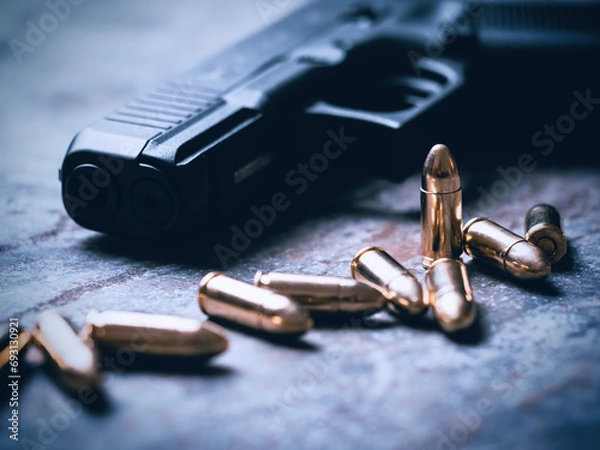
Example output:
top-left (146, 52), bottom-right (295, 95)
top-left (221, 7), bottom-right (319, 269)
top-left (463, 217), bottom-right (551, 280)
top-left (425, 258), bottom-right (476, 333)
top-left (421, 144), bottom-right (463, 268)
top-left (350, 246), bottom-right (427, 315)
top-left (33, 311), bottom-right (102, 391)
top-left (254, 271), bottom-right (386, 314)
top-left (198, 272), bottom-right (313, 335)
top-left (84, 310), bottom-right (228, 358)
top-left (525, 204), bottom-right (567, 264)
top-left (0, 323), bottom-right (32, 372)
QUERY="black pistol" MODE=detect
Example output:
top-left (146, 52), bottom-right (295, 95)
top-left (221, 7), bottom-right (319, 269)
top-left (60, 0), bottom-right (600, 238)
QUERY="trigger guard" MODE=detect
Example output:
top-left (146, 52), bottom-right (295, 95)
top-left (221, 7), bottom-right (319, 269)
top-left (305, 101), bottom-right (407, 129)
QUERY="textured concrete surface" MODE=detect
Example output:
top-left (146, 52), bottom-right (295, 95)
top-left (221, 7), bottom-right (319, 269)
top-left (1, 1), bottom-right (600, 450)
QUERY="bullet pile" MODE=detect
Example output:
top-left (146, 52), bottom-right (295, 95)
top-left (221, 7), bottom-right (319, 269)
top-left (3, 144), bottom-right (568, 391)
top-left (197, 143), bottom-right (567, 337)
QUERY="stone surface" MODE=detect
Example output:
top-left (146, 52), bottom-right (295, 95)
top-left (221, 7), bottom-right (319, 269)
top-left (1, 1), bottom-right (600, 450)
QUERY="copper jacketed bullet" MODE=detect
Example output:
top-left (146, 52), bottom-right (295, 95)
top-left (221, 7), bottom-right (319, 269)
top-left (84, 310), bottom-right (228, 358)
top-left (463, 217), bottom-right (551, 280)
top-left (33, 311), bottom-right (102, 391)
top-left (254, 271), bottom-right (386, 314)
top-left (421, 144), bottom-right (463, 268)
top-left (351, 246), bottom-right (427, 315)
top-left (198, 272), bottom-right (313, 335)
top-left (426, 258), bottom-right (476, 332)
top-left (525, 204), bottom-right (567, 264)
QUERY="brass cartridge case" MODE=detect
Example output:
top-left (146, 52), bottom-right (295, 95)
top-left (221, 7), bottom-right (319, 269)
top-left (525, 204), bottom-right (567, 264)
top-left (33, 311), bottom-right (101, 391)
top-left (84, 310), bottom-right (228, 358)
top-left (420, 144), bottom-right (463, 268)
top-left (350, 246), bottom-right (427, 315)
top-left (254, 271), bottom-right (386, 314)
top-left (463, 217), bottom-right (551, 280)
top-left (198, 272), bottom-right (313, 335)
top-left (425, 258), bottom-right (476, 333)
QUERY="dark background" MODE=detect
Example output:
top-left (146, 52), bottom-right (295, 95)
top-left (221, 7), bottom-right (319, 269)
top-left (1, 1), bottom-right (600, 449)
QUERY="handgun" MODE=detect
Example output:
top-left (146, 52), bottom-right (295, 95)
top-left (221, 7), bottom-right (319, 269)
top-left (60, 0), bottom-right (600, 238)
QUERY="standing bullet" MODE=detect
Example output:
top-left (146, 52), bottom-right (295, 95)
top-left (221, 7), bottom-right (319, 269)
top-left (198, 272), bottom-right (313, 335)
top-left (421, 144), bottom-right (463, 268)
top-left (254, 271), bottom-right (386, 314)
top-left (351, 246), bottom-right (427, 315)
top-left (525, 204), bottom-right (567, 264)
top-left (84, 310), bottom-right (228, 358)
top-left (463, 217), bottom-right (551, 280)
top-left (33, 311), bottom-right (102, 391)
top-left (425, 258), bottom-right (476, 333)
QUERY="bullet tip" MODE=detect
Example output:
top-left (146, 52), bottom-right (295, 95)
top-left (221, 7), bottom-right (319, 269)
top-left (434, 292), bottom-right (477, 333)
top-left (198, 321), bottom-right (229, 355)
top-left (263, 301), bottom-right (313, 335)
top-left (386, 277), bottom-right (427, 315)
top-left (422, 144), bottom-right (460, 193)
top-left (505, 241), bottom-right (551, 280)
